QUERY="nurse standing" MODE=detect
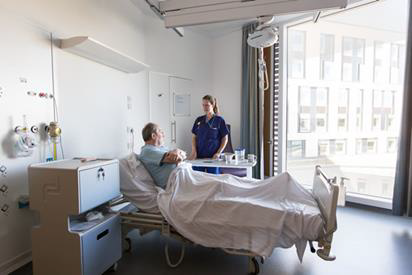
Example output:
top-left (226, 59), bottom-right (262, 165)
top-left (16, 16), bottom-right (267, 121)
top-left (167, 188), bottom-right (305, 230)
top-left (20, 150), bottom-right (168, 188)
top-left (189, 95), bottom-right (229, 174)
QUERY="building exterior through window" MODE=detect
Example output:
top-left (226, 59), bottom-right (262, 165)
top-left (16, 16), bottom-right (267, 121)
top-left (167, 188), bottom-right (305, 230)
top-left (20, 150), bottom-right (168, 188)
top-left (286, 1), bottom-right (407, 201)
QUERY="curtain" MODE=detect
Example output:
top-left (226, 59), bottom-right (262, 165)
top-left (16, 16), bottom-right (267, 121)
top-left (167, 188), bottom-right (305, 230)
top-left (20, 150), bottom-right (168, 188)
top-left (241, 23), bottom-right (264, 179)
top-left (393, 2), bottom-right (412, 216)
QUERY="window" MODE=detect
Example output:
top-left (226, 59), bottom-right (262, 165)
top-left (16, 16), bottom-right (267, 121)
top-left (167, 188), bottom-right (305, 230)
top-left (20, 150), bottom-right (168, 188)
top-left (373, 41), bottom-right (388, 83)
top-left (288, 30), bottom-right (306, 78)
top-left (298, 86), bottom-right (328, 133)
top-left (342, 37), bottom-right (365, 82)
top-left (387, 138), bottom-right (398, 153)
top-left (337, 89), bottom-right (349, 131)
top-left (372, 90), bottom-right (383, 131)
top-left (390, 44), bottom-right (406, 84)
top-left (298, 86), bottom-right (312, 132)
top-left (320, 34), bottom-right (335, 80)
top-left (353, 89), bottom-right (364, 131)
top-left (318, 139), bottom-right (346, 156)
top-left (298, 113), bottom-right (311, 132)
top-left (287, 140), bottom-right (305, 159)
top-left (318, 140), bottom-right (330, 156)
top-left (356, 138), bottom-right (378, 154)
top-left (372, 90), bottom-right (395, 131)
top-left (335, 140), bottom-right (346, 154)
top-left (316, 87), bottom-right (328, 132)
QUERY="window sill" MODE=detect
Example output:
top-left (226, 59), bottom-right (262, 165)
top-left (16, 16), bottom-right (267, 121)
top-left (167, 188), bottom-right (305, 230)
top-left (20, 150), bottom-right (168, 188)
top-left (346, 192), bottom-right (392, 210)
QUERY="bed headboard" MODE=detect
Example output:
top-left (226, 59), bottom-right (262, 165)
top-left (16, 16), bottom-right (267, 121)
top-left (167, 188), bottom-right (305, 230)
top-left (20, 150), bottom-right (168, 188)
top-left (312, 165), bottom-right (339, 235)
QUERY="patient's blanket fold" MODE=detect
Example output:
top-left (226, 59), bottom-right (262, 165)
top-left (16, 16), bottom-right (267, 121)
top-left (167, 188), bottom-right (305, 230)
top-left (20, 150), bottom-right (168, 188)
top-left (157, 163), bottom-right (323, 261)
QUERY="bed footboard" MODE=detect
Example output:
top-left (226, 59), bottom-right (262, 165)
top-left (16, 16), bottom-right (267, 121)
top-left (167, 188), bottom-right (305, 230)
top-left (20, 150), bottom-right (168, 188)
top-left (312, 165), bottom-right (339, 261)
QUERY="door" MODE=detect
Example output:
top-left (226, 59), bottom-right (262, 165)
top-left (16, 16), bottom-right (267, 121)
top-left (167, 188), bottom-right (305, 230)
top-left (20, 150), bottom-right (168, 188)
top-left (149, 72), bottom-right (172, 148)
top-left (169, 76), bottom-right (193, 154)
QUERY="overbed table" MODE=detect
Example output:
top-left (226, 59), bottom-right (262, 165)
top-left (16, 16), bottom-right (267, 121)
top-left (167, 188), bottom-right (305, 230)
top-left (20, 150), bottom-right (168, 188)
top-left (186, 159), bottom-right (257, 179)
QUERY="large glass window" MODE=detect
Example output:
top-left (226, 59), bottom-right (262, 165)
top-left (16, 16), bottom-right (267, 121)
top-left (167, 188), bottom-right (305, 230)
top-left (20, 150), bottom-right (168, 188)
top-left (286, 0), bottom-right (407, 202)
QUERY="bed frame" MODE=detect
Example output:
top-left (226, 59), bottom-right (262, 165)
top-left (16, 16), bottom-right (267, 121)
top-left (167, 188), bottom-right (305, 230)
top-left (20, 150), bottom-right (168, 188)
top-left (112, 165), bottom-right (339, 274)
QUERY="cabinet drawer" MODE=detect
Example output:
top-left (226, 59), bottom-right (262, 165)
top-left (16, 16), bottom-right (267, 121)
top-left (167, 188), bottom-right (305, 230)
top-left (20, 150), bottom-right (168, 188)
top-left (79, 163), bottom-right (120, 213)
top-left (81, 215), bottom-right (121, 275)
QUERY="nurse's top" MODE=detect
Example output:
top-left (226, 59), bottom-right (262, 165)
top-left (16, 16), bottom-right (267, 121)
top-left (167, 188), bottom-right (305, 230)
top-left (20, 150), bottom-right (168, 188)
top-left (192, 115), bottom-right (229, 159)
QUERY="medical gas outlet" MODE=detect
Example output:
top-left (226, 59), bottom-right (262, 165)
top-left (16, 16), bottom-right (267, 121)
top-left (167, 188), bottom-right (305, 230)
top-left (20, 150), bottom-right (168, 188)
top-left (0, 165), bottom-right (7, 177)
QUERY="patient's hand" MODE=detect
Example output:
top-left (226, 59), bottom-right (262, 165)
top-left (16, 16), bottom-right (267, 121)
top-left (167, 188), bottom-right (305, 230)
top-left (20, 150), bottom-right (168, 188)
top-left (163, 151), bottom-right (182, 163)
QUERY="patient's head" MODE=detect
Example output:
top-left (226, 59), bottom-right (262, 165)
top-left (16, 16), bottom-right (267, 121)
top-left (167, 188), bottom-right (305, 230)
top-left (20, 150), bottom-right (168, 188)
top-left (142, 123), bottom-right (164, 146)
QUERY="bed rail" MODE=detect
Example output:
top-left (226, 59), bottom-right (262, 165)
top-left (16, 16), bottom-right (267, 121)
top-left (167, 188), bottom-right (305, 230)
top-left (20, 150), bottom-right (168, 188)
top-left (312, 165), bottom-right (339, 261)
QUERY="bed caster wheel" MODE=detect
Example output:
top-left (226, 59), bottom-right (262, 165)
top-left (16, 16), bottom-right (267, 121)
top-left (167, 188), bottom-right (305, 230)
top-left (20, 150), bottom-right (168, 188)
top-left (123, 237), bottom-right (132, 253)
top-left (109, 262), bottom-right (118, 272)
top-left (248, 257), bottom-right (260, 275)
top-left (309, 241), bottom-right (316, 253)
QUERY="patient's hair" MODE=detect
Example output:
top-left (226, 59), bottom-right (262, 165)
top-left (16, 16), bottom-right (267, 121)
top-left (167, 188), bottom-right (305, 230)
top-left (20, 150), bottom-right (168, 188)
top-left (202, 95), bottom-right (220, 115)
top-left (142, 123), bottom-right (158, 142)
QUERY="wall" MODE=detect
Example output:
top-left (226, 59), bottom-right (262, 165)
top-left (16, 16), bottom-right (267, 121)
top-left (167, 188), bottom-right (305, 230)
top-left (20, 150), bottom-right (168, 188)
top-left (211, 30), bottom-right (243, 149)
top-left (0, 0), bottom-right (212, 272)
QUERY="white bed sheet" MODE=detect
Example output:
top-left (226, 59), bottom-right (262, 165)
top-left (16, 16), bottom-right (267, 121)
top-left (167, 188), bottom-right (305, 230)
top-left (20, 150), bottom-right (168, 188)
top-left (158, 163), bottom-right (323, 261)
top-left (120, 154), bottom-right (323, 261)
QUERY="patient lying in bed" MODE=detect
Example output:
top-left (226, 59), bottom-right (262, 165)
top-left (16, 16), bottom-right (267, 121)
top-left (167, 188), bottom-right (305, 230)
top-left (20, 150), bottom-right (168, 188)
top-left (120, 152), bottom-right (324, 261)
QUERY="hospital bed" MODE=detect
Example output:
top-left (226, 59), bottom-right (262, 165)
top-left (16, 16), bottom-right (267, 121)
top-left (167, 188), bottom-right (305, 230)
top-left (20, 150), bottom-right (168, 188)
top-left (111, 164), bottom-right (339, 275)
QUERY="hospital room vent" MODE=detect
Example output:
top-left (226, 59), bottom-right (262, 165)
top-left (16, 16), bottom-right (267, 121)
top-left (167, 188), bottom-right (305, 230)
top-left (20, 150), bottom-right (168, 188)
top-left (272, 42), bottom-right (280, 176)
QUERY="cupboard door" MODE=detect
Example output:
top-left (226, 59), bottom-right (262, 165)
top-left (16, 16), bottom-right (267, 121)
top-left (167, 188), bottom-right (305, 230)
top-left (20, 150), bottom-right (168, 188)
top-left (169, 76), bottom-right (193, 154)
top-left (149, 72), bottom-right (172, 148)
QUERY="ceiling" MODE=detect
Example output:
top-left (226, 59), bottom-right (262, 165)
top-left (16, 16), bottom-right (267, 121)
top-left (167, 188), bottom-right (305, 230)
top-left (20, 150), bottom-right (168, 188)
top-left (131, 0), bottom-right (408, 38)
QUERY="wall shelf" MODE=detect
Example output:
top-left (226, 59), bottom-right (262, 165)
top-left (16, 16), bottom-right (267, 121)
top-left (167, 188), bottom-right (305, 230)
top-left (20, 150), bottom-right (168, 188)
top-left (59, 36), bottom-right (149, 73)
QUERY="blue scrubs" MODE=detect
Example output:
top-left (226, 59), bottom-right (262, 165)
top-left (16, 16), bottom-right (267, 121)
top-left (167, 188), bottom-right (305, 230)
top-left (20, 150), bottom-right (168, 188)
top-left (191, 115), bottom-right (229, 174)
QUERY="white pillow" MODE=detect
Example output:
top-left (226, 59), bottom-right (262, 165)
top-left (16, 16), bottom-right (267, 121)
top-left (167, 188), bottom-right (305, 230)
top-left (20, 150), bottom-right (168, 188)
top-left (119, 153), bottom-right (160, 213)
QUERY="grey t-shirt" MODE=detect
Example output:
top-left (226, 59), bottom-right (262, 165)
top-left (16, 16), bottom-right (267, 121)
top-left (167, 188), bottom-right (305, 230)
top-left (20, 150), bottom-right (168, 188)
top-left (139, 144), bottom-right (177, 189)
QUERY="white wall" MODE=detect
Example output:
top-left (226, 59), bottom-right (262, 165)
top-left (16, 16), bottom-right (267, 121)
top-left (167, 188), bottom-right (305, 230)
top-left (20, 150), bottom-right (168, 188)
top-left (211, 30), bottom-right (243, 149)
top-left (0, 0), bottom-right (213, 272)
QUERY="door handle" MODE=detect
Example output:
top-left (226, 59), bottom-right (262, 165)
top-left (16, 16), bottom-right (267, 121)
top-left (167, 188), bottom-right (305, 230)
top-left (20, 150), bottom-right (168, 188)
top-left (171, 121), bottom-right (177, 143)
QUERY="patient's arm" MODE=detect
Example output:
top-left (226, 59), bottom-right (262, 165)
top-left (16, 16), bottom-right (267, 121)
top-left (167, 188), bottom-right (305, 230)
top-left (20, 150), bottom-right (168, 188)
top-left (162, 149), bottom-right (185, 164)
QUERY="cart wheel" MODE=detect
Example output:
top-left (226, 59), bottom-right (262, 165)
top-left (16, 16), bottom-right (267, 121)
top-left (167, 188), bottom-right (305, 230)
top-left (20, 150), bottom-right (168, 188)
top-left (123, 237), bottom-right (132, 253)
top-left (248, 257), bottom-right (260, 275)
top-left (109, 262), bottom-right (118, 272)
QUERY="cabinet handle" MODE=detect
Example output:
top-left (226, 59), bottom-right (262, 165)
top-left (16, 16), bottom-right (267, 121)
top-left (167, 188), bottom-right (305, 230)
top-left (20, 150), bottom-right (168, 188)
top-left (97, 229), bottom-right (109, 240)
top-left (97, 168), bottom-right (105, 181)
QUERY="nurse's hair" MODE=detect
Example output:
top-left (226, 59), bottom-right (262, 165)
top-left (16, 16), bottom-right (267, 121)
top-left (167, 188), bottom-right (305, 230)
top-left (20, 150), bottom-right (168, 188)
top-left (142, 122), bottom-right (158, 141)
top-left (202, 95), bottom-right (220, 115)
